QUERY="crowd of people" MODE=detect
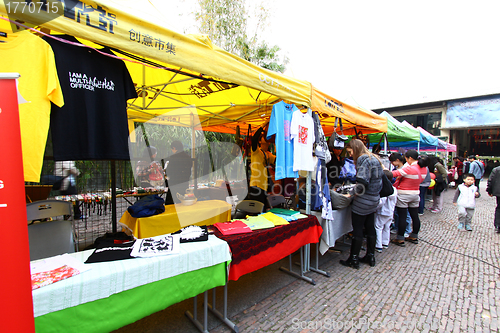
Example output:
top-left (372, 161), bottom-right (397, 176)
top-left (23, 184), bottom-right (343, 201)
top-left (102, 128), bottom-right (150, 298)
top-left (337, 142), bottom-right (497, 269)
top-left (242, 128), bottom-right (499, 269)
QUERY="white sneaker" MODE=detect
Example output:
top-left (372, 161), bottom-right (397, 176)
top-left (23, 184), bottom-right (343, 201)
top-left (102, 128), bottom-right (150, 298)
top-left (404, 233), bottom-right (409, 238)
top-left (390, 229), bottom-right (397, 234)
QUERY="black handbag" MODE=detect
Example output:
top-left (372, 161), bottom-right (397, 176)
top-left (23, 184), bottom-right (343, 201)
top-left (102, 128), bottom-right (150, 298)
top-left (380, 172), bottom-right (394, 197)
top-left (328, 118), bottom-right (348, 150)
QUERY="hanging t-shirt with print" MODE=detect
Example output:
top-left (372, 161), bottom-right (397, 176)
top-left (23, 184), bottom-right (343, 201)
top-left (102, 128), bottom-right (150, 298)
top-left (44, 35), bottom-right (137, 161)
top-left (267, 101), bottom-right (299, 180)
top-left (290, 110), bottom-right (315, 172)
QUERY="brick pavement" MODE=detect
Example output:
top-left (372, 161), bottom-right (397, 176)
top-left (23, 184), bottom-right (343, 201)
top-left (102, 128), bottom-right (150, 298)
top-left (211, 181), bottom-right (500, 333)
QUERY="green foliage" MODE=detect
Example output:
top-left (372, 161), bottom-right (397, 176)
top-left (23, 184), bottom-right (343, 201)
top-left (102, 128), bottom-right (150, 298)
top-left (241, 41), bottom-right (287, 73)
top-left (195, 0), bottom-right (287, 73)
top-left (196, 0), bottom-right (247, 55)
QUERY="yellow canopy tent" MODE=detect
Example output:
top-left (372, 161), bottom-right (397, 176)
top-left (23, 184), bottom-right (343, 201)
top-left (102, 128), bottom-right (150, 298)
top-left (0, 0), bottom-right (311, 113)
top-left (311, 86), bottom-right (387, 136)
top-left (1, 0), bottom-right (386, 177)
top-left (0, 0), bottom-right (386, 129)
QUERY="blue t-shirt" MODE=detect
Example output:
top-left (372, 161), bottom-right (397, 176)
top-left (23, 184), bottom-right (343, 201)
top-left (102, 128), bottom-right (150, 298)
top-left (267, 101), bottom-right (298, 180)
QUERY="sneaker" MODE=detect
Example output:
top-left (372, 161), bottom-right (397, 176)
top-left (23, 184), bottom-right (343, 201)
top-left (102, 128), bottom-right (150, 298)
top-left (404, 233), bottom-right (409, 238)
top-left (458, 223), bottom-right (464, 230)
top-left (431, 209), bottom-right (440, 213)
top-left (390, 229), bottom-right (397, 234)
top-left (382, 244), bottom-right (389, 249)
top-left (418, 212), bottom-right (424, 216)
top-left (376, 247), bottom-right (383, 253)
top-left (465, 225), bottom-right (473, 231)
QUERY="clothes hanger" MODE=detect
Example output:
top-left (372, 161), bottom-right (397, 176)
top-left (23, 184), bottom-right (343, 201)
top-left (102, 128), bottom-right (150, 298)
top-left (0, 16), bottom-right (29, 35)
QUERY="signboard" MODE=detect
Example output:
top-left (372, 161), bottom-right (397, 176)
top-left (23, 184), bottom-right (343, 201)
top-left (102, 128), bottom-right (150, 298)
top-left (445, 95), bottom-right (500, 129)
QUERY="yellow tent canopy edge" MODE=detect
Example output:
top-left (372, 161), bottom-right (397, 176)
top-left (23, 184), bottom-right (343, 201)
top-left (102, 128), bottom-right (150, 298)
top-left (311, 86), bottom-right (387, 136)
top-left (0, 0), bottom-right (312, 107)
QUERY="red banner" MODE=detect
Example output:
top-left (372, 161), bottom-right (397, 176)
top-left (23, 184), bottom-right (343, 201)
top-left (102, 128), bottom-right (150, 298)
top-left (0, 75), bottom-right (35, 332)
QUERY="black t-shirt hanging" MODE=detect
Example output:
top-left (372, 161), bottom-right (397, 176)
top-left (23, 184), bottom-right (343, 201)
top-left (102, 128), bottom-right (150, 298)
top-left (44, 35), bottom-right (137, 160)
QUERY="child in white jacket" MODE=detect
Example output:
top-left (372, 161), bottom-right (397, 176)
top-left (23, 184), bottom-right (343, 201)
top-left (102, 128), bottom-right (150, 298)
top-left (453, 173), bottom-right (479, 231)
top-left (375, 186), bottom-right (398, 252)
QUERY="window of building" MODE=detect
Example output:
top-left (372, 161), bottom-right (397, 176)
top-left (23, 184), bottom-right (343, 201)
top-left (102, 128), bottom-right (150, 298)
top-left (394, 113), bottom-right (441, 136)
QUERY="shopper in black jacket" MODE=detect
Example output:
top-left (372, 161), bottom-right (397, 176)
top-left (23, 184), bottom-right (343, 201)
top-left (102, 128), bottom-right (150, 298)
top-left (486, 165), bottom-right (500, 233)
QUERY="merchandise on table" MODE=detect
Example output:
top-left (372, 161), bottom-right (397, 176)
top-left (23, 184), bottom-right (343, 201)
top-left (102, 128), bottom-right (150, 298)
top-left (85, 241), bottom-right (135, 263)
top-left (259, 212), bottom-right (289, 226)
top-left (30, 254), bottom-right (91, 290)
top-left (214, 220), bottom-right (253, 235)
top-left (130, 234), bottom-right (180, 257)
top-left (172, 225), bottom-right (209, 243)
top-left (241, 215), bottom-right (275, 230)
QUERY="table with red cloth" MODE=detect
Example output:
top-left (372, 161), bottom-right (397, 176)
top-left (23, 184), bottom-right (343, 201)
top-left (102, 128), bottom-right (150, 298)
top-left (212, 215), bottom-right (322, 281)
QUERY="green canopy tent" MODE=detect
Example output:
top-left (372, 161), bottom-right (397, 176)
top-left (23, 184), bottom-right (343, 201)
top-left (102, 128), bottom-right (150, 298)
top-left (367, 111), bottom-right (420, 151)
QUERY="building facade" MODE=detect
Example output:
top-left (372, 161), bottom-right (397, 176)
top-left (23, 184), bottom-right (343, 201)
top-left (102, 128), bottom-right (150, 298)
top-left (373, 93), bottom-right (500, 159)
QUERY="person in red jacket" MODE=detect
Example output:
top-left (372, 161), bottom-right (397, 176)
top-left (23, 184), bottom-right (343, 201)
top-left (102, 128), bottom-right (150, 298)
top-left (455, 157), bottom-right (464, 186)
top-left (390, 150), bottom-right (430, 247)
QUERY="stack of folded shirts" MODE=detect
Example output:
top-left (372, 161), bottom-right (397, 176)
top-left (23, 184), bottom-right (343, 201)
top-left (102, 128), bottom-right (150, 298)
top-left (214, 220), bottom-right (253, 235)
top-left (242, 215), bottom-right (275, 230)
top-left (259, 212), bottom-right (289, 226)
top-left (268, 208), bottom-right (308, 221)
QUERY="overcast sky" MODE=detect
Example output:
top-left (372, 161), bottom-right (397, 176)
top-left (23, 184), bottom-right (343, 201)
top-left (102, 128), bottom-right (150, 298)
top-left (151, 0), bottom-right (500, 110)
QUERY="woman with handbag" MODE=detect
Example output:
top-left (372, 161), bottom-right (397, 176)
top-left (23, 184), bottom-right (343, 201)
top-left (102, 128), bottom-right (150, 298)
top-left (339, 139), bottom-right (383, 269)
top-left (390, 150), bottom-right (430, 246)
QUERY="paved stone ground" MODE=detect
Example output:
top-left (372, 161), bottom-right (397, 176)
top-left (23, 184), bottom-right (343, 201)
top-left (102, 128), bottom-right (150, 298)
top-left (210, 181), bottom-right (500, 333)
top-left (116, 180), bottom-right (500, 333)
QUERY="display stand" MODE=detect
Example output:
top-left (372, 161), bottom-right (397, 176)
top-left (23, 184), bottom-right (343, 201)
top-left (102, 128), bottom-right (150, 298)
top-left (296, 108), bottom-right (329, 280)
top-left (207, 284), bottom-right (239, 333)
top-left (186, 277), bottom-right (239, 333)
top-left (185, 292), bottom-right (210, 333)
top-left (280, 245), bottom-right (316, 284)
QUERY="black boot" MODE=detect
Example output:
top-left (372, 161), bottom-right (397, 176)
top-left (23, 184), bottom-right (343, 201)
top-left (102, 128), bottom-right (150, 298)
top-left (360, 235), bottom-right (376, 267)
top-left (340, 237), bottom-right (362, 269)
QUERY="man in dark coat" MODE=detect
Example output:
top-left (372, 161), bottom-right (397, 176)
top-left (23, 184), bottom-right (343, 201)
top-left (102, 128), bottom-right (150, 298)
top-left (165, 141), bottom-right (192, 204)
top-left (486, 165), bottom-right (500, 233)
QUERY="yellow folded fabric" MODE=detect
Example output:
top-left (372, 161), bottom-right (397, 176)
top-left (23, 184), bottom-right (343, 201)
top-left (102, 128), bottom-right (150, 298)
top-left (242, 216), bottom-right (275, 230)
top-left (260, 212), bottom-right (289, 226)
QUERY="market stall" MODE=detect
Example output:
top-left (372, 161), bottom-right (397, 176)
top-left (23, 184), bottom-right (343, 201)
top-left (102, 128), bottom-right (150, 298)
top-left (32, 235), bottom-right (231, 333)
top-left (1, 1), bottom-right (390, 332)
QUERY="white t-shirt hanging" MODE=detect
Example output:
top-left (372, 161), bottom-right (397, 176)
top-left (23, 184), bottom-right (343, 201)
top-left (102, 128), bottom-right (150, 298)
top-left (290, 110), bottom-right (315, 171)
